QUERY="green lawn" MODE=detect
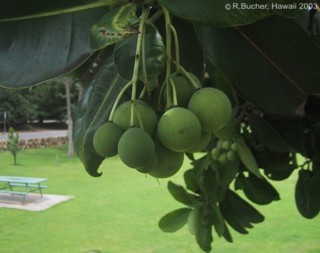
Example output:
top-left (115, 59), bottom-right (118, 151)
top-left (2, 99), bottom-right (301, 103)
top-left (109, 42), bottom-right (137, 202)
top-left (0, 147), bottom-right (319, 253)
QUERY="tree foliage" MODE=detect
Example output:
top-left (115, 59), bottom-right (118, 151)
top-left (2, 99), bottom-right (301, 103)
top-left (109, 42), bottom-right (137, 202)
top-left (0, 80), bottom-right (78, 127)
top-left (6, 127), bottom-right (21, 165)
top-left (1, 1), bottom-right (320, 251)
top-left (0, 88), bottom-right (38, 126)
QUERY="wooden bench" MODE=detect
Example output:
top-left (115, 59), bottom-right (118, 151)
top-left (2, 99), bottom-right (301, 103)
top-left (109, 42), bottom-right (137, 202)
top-left (8, 183), bottom-right (48, 188)
top-left (0, 190), bottom-right (28, 203)
top-left (0, 176), bottom-right (48, 204)
top-left (7, 182), bottom-right (48, 197)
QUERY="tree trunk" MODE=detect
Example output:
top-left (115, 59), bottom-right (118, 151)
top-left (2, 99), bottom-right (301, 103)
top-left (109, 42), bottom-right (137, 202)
top-left (64, 77), bottom-right (75, 157)
top-left (13, 152), bottom-right (17, 165)
top-left (78, 84), bottom-right (84, 101)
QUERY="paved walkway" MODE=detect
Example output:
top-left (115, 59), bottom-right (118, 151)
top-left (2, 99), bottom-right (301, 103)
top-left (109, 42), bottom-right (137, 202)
top-left (0, 193), bottom-right (73, 211)
top-left (0, 130), bottom-right (67, 141)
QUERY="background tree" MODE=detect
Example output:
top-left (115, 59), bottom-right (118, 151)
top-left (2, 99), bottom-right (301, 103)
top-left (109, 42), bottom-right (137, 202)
top-left (6, 127), bottom-right (21, 165)
top-left (0, 88), bottom-right (38, 127)
top-left (0, 79), bottom-right (78, 128)
top-left (0, 1), bottom-right (320, 252)
top-left (29, 80), bottom-right (78, 124)
top-left (63, 76), bottom-right (75, 157)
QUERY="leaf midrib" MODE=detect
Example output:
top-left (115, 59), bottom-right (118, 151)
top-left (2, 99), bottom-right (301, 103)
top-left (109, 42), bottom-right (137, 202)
top-left (235, 26), bottom-right (307, 96)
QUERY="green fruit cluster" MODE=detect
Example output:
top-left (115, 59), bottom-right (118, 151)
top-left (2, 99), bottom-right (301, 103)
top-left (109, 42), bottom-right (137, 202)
top-left (92, 98), bottom-right (184, 178)
top-left (93, 71), bottom-right (233, 179)
top-left (211, 140), bottom-right (238, 164)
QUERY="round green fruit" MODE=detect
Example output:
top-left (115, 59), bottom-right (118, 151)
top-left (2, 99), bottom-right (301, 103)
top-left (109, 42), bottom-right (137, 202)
top-left (211, 147), bottom-right (221, 160)
top-left (118, 128), bottom-right (155, 169)
top-left (113, 100), bottom-right (158, 135)
top-left (187, 131), bottom-right (211, 153)
top-left (216, 140), bottom-right (223, 149)
top-left (137, 154), bottom-right (157, 173)
top-left (188, 87), bottom-right (232, 132)
top-left (157, 107), bottom-right (201, 152)
top-left (148, 142), bottom-right (184, 178)
top-left (93, 122), bottom-right (123, 157)
top-left (165, 72), bottom-right (199, 107)
top-left (218, 153), bottom-right (228, 164)
top-left (226, 150), bottom-right (237, 161)
top-left (231, 143), bottom-right (238, 152)
top-left (213, 120), bottom-right (235, 141)
top-left (221, 140), bottom-right (231, 150)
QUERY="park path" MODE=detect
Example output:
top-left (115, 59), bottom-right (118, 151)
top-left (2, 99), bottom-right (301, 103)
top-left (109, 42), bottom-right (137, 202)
top-left (0, 130), bottom-right (67, 141)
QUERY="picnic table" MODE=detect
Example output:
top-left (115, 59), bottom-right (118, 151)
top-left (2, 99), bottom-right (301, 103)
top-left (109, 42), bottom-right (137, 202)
top-left (0, 176), bottom-right (48, 203)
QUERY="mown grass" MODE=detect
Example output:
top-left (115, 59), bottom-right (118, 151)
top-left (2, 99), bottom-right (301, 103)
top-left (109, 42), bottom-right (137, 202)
top-left (0, 147), bottom-right (319, 253)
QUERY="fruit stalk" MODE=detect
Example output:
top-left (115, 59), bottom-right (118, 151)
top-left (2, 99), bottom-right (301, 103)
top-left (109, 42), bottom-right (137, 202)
top-left (179, 65), bottom-right (201, 89)
top-left (162, 7), bottom-right (174, 109)
top-left (169, 24), bottom-right (181, 73)
top-left (130, 5), bottom-right (150, 127)
top-left (108, 81), bottom-right (133, 121)
top-left (168, 77), bottom-right (178, 106)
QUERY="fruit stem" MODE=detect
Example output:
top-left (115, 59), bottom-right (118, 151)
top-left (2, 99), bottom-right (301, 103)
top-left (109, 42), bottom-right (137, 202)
top-left (108, 81), bottom-right (133, 121)
top-left (140, 22), bottom-right (148, 86)
top-left (130, 5), bottom-right (150, 127)
top-left (165, 79), bottom-right (173, 109)
top-left (179, 64), bottom-right (201, 89)
top-left (138, 85), bottom-right (146, 99)
top-left (169, 24), bottom-right (181, 73)
top-left (157, 79), bottom-right (167, 110)
top-left (162, 7), bottom-right (172, 81)
top-left (168, 77), bottom-right (178, 107)
top-left (134, 104), bottom-right (145, 130)
top-left (162, 7), bottom-right (174, 110)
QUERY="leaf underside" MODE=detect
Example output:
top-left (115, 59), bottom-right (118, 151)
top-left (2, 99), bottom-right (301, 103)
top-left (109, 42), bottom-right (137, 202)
top-left (0, 8), bottom-right (108, 88)
top-left (73, 55), bottom-right (129, 176)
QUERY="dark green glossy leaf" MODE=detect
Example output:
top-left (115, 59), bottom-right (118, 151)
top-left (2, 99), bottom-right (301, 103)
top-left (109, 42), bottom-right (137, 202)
top-left (296, 8), bottom-right (320, 45)
top-left (313, 10), bottom-right (320, 44)
top-left (73, 56), bottom-right (129, 177)
top-left (219, 159), bottom-right (240, 189)
top-left (195, 222), bottom-right (213, 253)
top-left (167, 181), bottom-right (199, 206)
top-left (184, 155), bottom-right (208, 193)
top-left (226, 190), bottom-right (265, 224)
top-left (236, 137), bottom-right (262, 178)
top-left (211, 203), bottom-right (226, 237)
top-left (248, 115), bottom-right (289, 153)
top-left (159, 0), bottom-right (305, 27)
top-left (206, 61), bottom-right (239, 108)
top-left (234, 173), bottom-right (245, 191)
top-left (199, 168), bottom-right (219, 202)
top-left (312, 123), bottom-right (320, 138)
top-left (282, 122), bottom-right (314, 158)
top-left (188, 205), bottom-right (202, 235)
top-left (222, 223), bottom-right (233, 243)
top-left (221, 189), bottom-right (264, 234)
top-left (195, 16), bottom-right (320, 116)
top-left (295, 170), bottom-right (320, 219)
top-left (0, 8), bottom-right (107, 88)
top-left (153, 15), bottom-right (204, 78)
top-left (90, 3), bottom-right (139, 50)
top-left (256, 151), bottom-right (295, 181)
top-left (241, 174), bottom-right (280, 205)
top-left (216, 158), bottom-right (240, 201)
top-left (158, 208), bottom-right (191, 233)
top-left (0, 0), bottom-right (126, 21)
top-left (184, 169), bottom-right (200, 194)
top-left (172, 17), bottom-right (204, 77)
top-left (114, 22), bottom-right (165, 91)
top-left (220, 199), bottom-right (248, 234)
